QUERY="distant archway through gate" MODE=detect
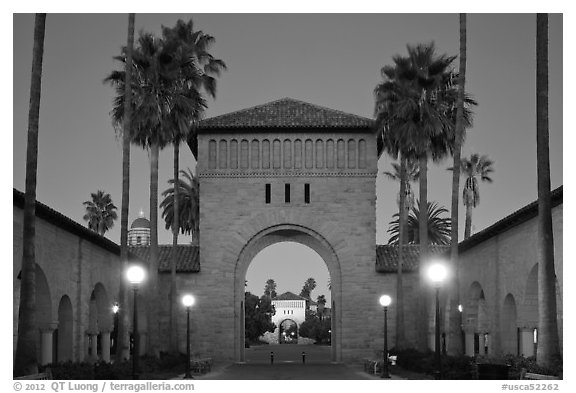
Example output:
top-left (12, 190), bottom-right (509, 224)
top-left (234, 224), bottom-right (342, 363)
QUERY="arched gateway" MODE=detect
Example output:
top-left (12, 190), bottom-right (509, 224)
top-left (195, 98), bottom-right (382, 362)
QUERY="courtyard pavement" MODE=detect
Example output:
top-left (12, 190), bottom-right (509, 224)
top-left (177, 344), bottom-right (406, 380)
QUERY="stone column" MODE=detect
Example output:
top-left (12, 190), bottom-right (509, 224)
top-left (464, 327), bottom-right (475, 357)
top-left (101, 330), bottom-right (111, 363)
top-left (39, 322), bottom-right (58, 365)
top-left (86, 330), bottom-right (99, 362)
top-left (519, 328), bottom-right (535, 357)
top-left (479, 333), bottom-right (488, 355)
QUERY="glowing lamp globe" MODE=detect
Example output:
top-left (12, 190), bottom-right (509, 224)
top-left (379, 295), bottom-right (392, 307)
top-left (427, 262), bottom-right (448, 286)
top-left (112, 303), bottom-right (119, 314)
top-left (182, 294), bottom-right (195, 308)
top-left (126, 265), bottom-right (145, 285)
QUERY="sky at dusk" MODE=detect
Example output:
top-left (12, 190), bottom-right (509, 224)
top-left (11, 12), bottom-right (564, 303)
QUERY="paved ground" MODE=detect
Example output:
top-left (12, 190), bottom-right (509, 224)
top-left (185, 344), bottom-right (405, 380)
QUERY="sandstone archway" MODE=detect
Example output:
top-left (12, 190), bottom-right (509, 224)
top-left (234, 225), bottom-right (342, 363)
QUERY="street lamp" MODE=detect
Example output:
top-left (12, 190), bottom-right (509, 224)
top-left (379, 294), bottom-right (392, 379)
top-left (427, 262), bottom-right (448, 380)
top-left (112, 303), bottom-right (119, 356)
top-left (126, 265), bottom-right (145, 380)
top-left (182, 294), bottom-right (195, 379)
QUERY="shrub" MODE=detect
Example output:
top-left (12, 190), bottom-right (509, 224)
top-left (388, 347), bottom-right (475, 379)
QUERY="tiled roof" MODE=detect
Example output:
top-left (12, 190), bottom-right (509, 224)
top-left (197, 98), bottom-right (375, 130)
top-left (273, 291), bottom-right (307, 301)
top-left (376, 244), bottom-right (450, 273)
top-left (128, 245), bottom-right (200, 273)
top-left (13, 188), bottom-right (121, 255)
top-left (459, 186), bottom-right (563, 253)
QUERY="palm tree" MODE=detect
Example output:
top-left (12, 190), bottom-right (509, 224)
top-left (160, 20), bottom-right (226, 352)
top-left (114, 12), bottom-right (135, 363)
top-left (15, 13), bottom-right (46, 377)
top-left (106, 32), bottom-right (181, 356)
top-left (383, 160), bottom-right (420, 210)
top-left (82, 190), bottom-right (118, 236)
top-left (448, 13), bottom-right (467, 355)
top-left (316, 295), bottom-right (327, 320)
top-left (383, 159), bottom-right (419, 349)
top-left (455, 154), bottom-right (494, 239)
top-left (300, 277), bottom-right (317, 300)
top-left (387, 201), bottom-right (452, 246)
top-left (535, 13), bottom-right (560, 368)
top-left (263, 279), bottom-right (278, 299)
top-left (160, 169), bottom-right (200, 242)
top-left (375, 42), bottom-right (474, 348)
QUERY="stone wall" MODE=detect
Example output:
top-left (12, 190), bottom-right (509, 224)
top-left (13, 205), bottom-right (122, 363)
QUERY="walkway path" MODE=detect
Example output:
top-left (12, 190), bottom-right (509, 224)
top-left (187, 344), bottom-right (405, 380)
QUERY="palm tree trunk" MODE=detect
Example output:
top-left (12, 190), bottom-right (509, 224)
top-left (448, 12), bottom-right (466, 355)
top-left (535, 13), bottom-right (560, 367)
top-left (396, 154), bottom-right (407, 349)
top-left (418, 154), bottom-right (429, 350)
top-left (168, 142), bottom-right (180, 353)
top-left (115, 12), bottom-right (135, 363)
top-left (464, 204), bottom-right (473, 239)
top-left (147, 141), bottom-right (160, 356)
top-left (14, 13), bottom-right (46, 377)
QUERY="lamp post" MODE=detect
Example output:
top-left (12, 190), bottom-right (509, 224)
top-left (379, 294), bottom-right (392, 379)
top-left (112, 303), bottom-right (119, 356)
top-left (182, 294), bottom-right (195, 379)
top-left (126, 265), bottom-right (145, 380)
top-left (427, 262), bottom-right (448, 380)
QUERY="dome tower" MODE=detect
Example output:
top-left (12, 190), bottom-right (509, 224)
top-left (128, 209), bottom-right (151, 246)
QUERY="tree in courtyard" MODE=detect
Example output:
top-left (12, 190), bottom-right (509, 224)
top-left (449, 153), bottom-right (494, 239)
top-left (161, 19), bottom-right (226, 353)
top-left (382, 159), bottom-right (419, 348)
top-left (387, 201), bottom-right (451, 246)
top-left (82, 190), bottom-right (118, 236)
top-left (15, 13), bottom-right (46, 377)
top-left (447, 12), bottom-right (468, 355)
top-left (106, 21), bottom-right (224, 355)
top-left (299, 316), bottom-right (331, 344)
top-left (113, 12), bottom-right (135, 363)
top-left (374, 41), bottom-right (477, 348)
top-left (535, 13), bottom-right (560, 368)
top-left (316, 295), bottom-right (327, 320)
top-left (299, 277), bottom-right (317, 300)
top-left (263, 279), bottom-right (277, 299)
top-left (244, 292), bottom-right (276, 343)
top-left (160, 168), bottom-right (199, 242)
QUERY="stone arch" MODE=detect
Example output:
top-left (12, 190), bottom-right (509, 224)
top-left (522, 264), bottom-right (538, 327)
top-left (501, 294), bottom-right (518, 355)
top-left (87, 283), bottom-right (112, 360)
top-left (294, 139), bottom-right (302, 169)
top-left (283, 139), bottom-right (292, 168)
top-left (347, 139), bottom-right (356, 168)
top-left (14, 264), bottom-right (54, 364)
top-left (463, 281), bottom-right (487, 355)
top-left (304, 139), bottom-right (313, 169)
top-left (261, 139), bottom-right (270, 169)
top-left (234, 224), bottom-right (343, 362)
top-left (336, 139), bottom-right (345, 168)
top-left (208, 139), bottom-right (217, 169)
top-left (315, 139), bottom-right (324, 168)
top-left (230, 139), bottom-right (238, 169)
top-left (240, 139), bottom-right (249, 169)
top-left (57, 295), bottom-right (74, 362)
top-left (326, 139), bottom-right (335, 168)
top-left (278, 318), bottom-right (298, 343)
top-left (272, 139), bottom-right (281, 169)
top-left (218, 139), bottom-right (227, 169)
top-left (251, 139), bottom-right (260, 169)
